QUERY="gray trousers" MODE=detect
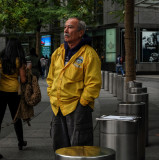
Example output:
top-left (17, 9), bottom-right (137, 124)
top-left (50, 102), bottom-right (93, 151)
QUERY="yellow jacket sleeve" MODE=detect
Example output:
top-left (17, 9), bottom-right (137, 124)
top-left (46, 52), bottom-right (55, 97)
top-left (80, 50), bottom-right (102, 106)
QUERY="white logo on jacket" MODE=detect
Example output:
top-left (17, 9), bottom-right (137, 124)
top-left (73, 57), bottom-right (83, 68)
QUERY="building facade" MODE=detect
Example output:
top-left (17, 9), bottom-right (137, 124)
top-left (87, 0), bottom-right (159, 73)
top-left (1, 0), bottom-right (159, 73)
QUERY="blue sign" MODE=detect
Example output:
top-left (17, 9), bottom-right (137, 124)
top-left (41, 35), bottom-right (51, 58)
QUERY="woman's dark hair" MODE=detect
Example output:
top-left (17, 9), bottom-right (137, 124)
top-left (1, 38), bottom-right (26, 75)
top-left (30, 48), bottom-right (38, 57)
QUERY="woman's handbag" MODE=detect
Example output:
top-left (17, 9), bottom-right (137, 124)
top-left (24, 72), bottom-right (41, 107)
top-left (14, 69), bottom-right (41, 125)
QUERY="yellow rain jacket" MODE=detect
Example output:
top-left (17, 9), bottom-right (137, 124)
top-left (0, 58), bottom-right (20, 92)
top-left (47, 44), bottom-right (101, 116)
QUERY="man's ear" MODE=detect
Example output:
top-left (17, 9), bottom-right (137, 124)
top-left (79, 30), bottom-right (84, 38)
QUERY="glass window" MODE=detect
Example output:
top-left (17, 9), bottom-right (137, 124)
top-left (106, 28), bottom-right (116, 62)
top-left (141, 31), bottom-right (159, 62)
top-left (87, 29), bottom-right (105, 59)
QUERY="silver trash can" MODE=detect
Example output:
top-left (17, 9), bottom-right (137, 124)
top-left (97, 115), bottom-right (138, 160)
top-left (55, 146), bottom-right (115, 160)
top-left (127, 92), bottom-right (149, 146)
top-left (117, 102), bottom-right (146, 160)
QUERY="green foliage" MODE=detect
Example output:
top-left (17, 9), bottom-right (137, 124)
top-left (108, 0), bottom-right (124, 5)
top-left (109, 9), bottom-right (125, 22)
top-left (51, 0), bottom-right (97, 25)
top-left (0, 0), bottom-right (102, 34)
top-left (0, 0), bottom-right (54, 33)
top-left (0, 0), bottom-right (31, 33)
top-left (106, 0), bottom-right (125, 22)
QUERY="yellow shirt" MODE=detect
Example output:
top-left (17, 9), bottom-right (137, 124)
top-left (0, 58), bottom-right (20, 92)
top-left (47, 44), bottom-right (102, 116)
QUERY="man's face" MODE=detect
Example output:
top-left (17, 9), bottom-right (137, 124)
top-left (64, 18), bottom-right (84, 44)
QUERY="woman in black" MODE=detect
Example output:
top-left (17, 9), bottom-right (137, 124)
top-left (0, 38), bottom-right (27, 159)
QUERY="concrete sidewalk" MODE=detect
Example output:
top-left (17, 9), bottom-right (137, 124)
top-left (0, 76), bottom-right (159, 160)
top-left (0, 79), bottom-right (55, 160)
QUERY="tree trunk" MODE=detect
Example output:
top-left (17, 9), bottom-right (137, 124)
top-left (124, 0), bottom-right (136, 82)
top-left (36, 25), bottom-right (41, 56)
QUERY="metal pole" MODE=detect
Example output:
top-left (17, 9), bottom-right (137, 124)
top-left (127, 81), bottom-right (142, 88)
top-left (104, 71), bottom-right (109, 91)
top-left (122, 77), bottom-right (127, 102)
top-left (129, 87), bottom-right (147, 94)
top-left (113, 73), bottom-right (117, 97)
top-left (109, 72), bottom-right (113, 94)
top-left (117, 75), bottom-right (123, 100)
top-left (101, 71), bottom-right (104, 89)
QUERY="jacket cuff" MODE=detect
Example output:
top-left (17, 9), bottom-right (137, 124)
top-left (80, 97), bottom-right (89, 106)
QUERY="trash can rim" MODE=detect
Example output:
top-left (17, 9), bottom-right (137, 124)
top-left (55, 146), bottom-right (115, 159)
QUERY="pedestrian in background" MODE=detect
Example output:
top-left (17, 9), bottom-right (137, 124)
top-left (45, 55), bottom-right (49, 77)
top-left (0, 38), bottom-right (27, 159)
top-left (47, 17), bottom-right (101, 151)
top-left (40, 55), bottom-right (46, 79)
top-left (27, 48), bottom-right (41, 80)
top-left (116, 54), bottom-right (125, 76)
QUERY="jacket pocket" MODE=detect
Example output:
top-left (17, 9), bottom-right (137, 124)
top-left (64, 63), bottom-right (84, 81)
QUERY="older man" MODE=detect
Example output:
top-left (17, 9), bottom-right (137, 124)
top-left (47, 17), bottom-right (101, 151)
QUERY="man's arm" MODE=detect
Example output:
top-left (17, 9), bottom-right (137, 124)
top-left (80, 50), bottom-right (102, 106)
top-left (46, 54), bottom-right (55, 97)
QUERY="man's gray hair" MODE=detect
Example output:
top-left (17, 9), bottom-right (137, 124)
top-left (68, 17), bottom-right (86, 33)
top-left (78, 20), bottom-right (86, 32)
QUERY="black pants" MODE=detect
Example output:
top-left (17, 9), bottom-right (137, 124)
top-left (0, 91), bottom-right (24, 143)
top-left (50, 102), bottom-right (93, 151)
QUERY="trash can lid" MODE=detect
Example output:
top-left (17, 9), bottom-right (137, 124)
top-left (55, 146), bottom-right (115, 159)
top-left (96, 115), bottom-right (138, 122)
